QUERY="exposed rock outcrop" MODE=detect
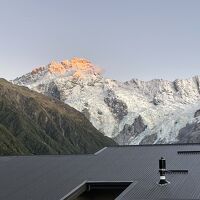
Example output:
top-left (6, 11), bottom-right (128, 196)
top-left (140, 133), bottom-right (157, 144)
top-left (114, 115), bottom-right (147, 144)
top-left (194, 109), bottom-right (200, 118)
top-left (46, 81), bottom-right (61, 100)
top-left (177, 122), bottom-right (200, 143)
top-left (104, 89), bottom-right (128, 121)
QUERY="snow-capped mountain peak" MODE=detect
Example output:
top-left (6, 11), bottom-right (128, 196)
top-left (14, 57), bottom-right (103, 87)
top-left (13, 58), bottom-right (200, 145)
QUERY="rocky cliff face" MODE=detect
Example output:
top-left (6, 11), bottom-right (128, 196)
top-left (13, 57), bottom-right (200, 145)
top-left (0, 78), bottom-right (116, 155)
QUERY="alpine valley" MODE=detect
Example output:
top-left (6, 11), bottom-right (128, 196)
top-left (13, 57), bottom-right (200, 145)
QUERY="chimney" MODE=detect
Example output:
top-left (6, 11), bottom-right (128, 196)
top-left (158, 157), bottom-right (169, 185)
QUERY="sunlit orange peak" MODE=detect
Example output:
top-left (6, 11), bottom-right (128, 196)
top-left (70, 57), bottom-right (93, 70)
top-left (31, 57), bottom-right (102, 77)
top-left (48, 61), bottom-right (66, 74)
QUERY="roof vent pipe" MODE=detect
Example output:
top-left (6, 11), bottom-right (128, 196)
top-left (158, 157), bottom-right (169, 185)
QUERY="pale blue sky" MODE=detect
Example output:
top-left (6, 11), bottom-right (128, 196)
top-left (1, 0), bottom-right (200, 81)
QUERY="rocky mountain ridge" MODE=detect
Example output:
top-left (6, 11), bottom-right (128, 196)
top-left (13, 58), bottom-right (200, 145)
top-left (0, 78), bottom-right (115, 155)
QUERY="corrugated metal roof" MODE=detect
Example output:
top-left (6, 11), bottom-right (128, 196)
top-left (1, 144), bottom-right (200, 199)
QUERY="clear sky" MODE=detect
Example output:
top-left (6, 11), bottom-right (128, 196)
top-left (1, 0), bottom-right (200, 81)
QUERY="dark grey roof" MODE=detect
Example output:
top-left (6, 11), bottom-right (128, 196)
top-left (1, 144), bottom-right (200, 200)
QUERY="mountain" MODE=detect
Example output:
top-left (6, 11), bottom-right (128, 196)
top-left (13, 57), bottom-right (200, 145)
top-left (0, 78), bottom-right (116, 155)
